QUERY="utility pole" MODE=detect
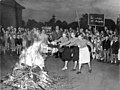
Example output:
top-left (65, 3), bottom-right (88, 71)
top-left (75, 9), bottom-right (80, 29)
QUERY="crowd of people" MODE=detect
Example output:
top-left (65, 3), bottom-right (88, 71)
top-left (0, 25), bottom-right (120, 67)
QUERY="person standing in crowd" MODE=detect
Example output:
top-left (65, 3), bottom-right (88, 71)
top-left (52, 26), bottom-right (62, 41)
top-left (118, 47), bottom-right (120, 64)
top-left (22, 36), bottom-right (27, 50)
top-left (39, 29), bottom-right (49, 45)
top-left (96, 37), bottom-right (103, 61)
top-left (48, 33), bottom-right (53, 42)
top-left (68, 34), bottom-right (93, 74)
top-left (111, 36), bottom-right (119, 64)
top-left (53, 33), bottom-right (69, 59)
top-left (4, 31), bottom-right (9, 54)
top-left (7, 34), bottom-right (11, 52)
top-left (52, 26), bottom-right (62, 57)
top-left (102, 35), bottom-right (111, 63)
top-left (60, 32), bottom-right (78, 71)
top-left (10, 34), bottom-right (16, 56)
top-left (27, 30), bottom-right (32, 47)
top-left (16, 35), bottom-right (22, 55)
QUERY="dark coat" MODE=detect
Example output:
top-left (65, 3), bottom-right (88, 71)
top-left (52, 31), bottom-right (62, 40)
top-left (111, 41), bottom-right (119, 54)
top-left (102, 39), bottom-right (111, 50)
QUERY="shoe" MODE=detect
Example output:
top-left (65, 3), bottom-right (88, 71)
top-left (62, 67), bottom-right (67, 70)
top-left (88, 69), bottom-right (92, 73)
top-left (76, 71), bottom-right (81, 74)
top-left (71, 69), bottom-right (76, 71)
top-left (111, 61), bottom-right (113, 64)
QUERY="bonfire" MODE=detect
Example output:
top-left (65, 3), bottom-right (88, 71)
top-left (1, 31), bottom-right (58, 90)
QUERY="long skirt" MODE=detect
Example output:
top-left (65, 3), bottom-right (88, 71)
top-left (79, 46), bottom-right (90, 64)
top-left (61, 46), bottom-right (71, 61)
top-left (71, 46), bottom-right (79, 62)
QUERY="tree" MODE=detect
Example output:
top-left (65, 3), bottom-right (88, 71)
top-left (62, 21), bottom-right (69, 29)
top-left (55, 20), bottom-right (62, 28)
top-left (80, 13), bottom-right (88, 29)
top-left (69, 22), bottom-right (78, 30)
top-left (26, 19), bottom-right (39, 29)
top-left (105, 19), bottom-right (116, 31)
top-left (38, 22), bottom-right (44, 30)
top-left (47, 15), bottom-right (56, 30)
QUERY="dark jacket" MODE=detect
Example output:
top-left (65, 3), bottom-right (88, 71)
top-left (102, 39), bottom-right (111, 50)
top-left (52, 31), bottom-right (62, 40)
top-left (111, 41), bottom-right (119, 54)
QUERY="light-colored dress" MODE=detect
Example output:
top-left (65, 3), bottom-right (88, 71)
top-left (72, 39), bottom-right (92, 64)
top-left (11, 37), bottom-right (15, 51)
top-left (22, 39), bottom-right (27, 48)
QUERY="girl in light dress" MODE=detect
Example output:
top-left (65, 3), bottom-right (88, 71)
top-left (10, 34), bottom-right (16, 55)
top-left (3, 31), bottom-right (9, 54)
top-left (22, 37), bottom-right (27, 50)
top-left (118, 48), bottom-right (120, 62)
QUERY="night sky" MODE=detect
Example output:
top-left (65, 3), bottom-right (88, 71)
top-left (16, 0), bottom-right (120, 23)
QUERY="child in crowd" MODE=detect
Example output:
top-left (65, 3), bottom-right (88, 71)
top-left (111, 36), bottom-right (119, 64)
top-left (118, 48), bottom-right (120, 62)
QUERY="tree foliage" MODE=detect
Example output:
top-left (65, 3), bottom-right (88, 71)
top-left (25, 14), bottom-right (116, 31)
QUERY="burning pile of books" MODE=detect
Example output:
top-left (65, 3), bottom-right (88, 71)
top-left (2, 63), bottom-right (56, 90)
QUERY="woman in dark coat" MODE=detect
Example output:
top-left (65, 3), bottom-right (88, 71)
top-left (54, 33), bottom-right (69, 61)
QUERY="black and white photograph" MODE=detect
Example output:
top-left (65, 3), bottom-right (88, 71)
top-left (0, 0), bottom-right (120, 90)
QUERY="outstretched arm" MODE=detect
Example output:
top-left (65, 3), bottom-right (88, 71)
top-left (60, 38), bottom-right (77, 46)
top-left (67, 40), bottom-right (77, 47)
top-left (60, 39), bottom-right (71, 46)
top-left (54, 37), bottom-right (62, 43)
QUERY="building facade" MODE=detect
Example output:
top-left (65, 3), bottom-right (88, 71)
top-left (0, 0), bottom-right (25, 28)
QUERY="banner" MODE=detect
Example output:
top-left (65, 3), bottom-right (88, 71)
top-left (88, 14), bottom-right (105, 26)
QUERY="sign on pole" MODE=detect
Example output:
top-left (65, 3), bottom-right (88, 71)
top-left (88, 14), bottom-right (105, 26)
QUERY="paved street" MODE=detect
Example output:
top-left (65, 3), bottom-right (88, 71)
top-left (0, 54), bottom-right (119, 90)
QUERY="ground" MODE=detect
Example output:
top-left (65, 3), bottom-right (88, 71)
top-left (0, 54), bottom-right (119, 90)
